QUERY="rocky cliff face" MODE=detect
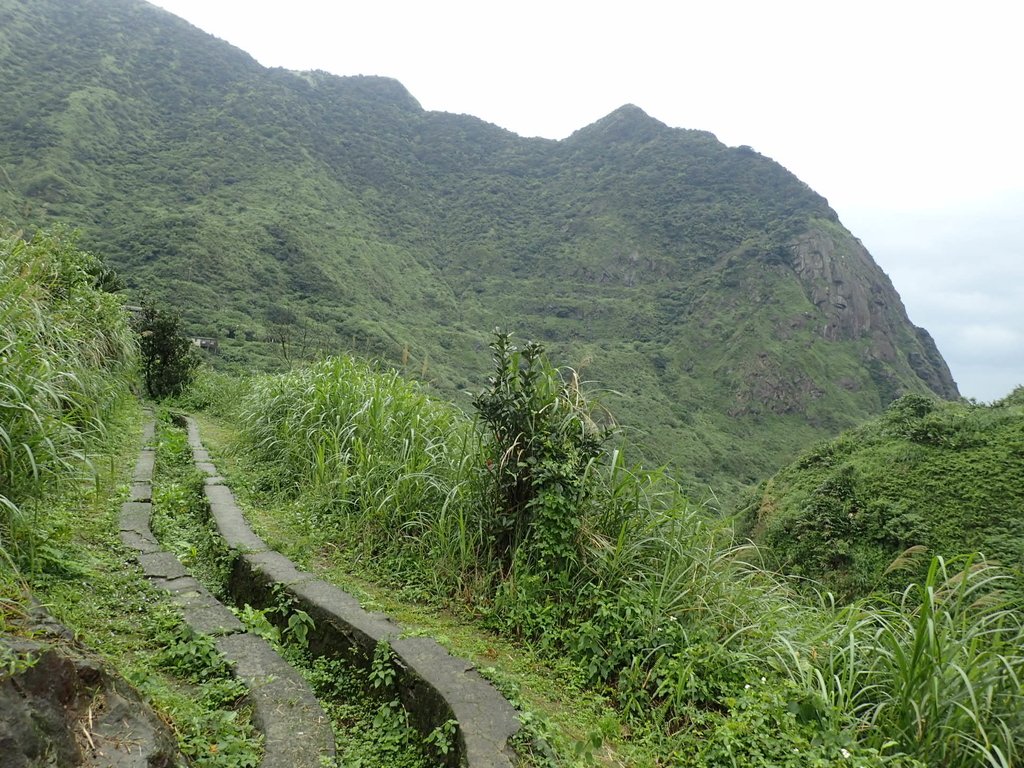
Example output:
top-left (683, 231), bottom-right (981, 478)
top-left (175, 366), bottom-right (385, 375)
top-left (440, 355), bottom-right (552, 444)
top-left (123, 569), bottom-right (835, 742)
top-left (791, 224), bottom-right (959, 399)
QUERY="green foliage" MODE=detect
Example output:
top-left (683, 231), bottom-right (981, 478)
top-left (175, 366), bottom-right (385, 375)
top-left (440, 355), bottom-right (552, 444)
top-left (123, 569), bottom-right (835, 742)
top-left (473, 331), bottom-right (608, 574)
top-left (173, 367), bottom-right (250, 417)
top-left (0, 225), bottom-right (136, 569)
top-left (301, 656), bottom-right (433, 768)
top-left (424, 718), bottom-right (458, 758)
top-left (236, 354), bottom-right (488, 597)
top-left (265, 583), bottom-right (316, 651)
top-left (679, 680), bottom-right (925, 767)
top-left (283, 607), bottom-right (314, 649)
top-left (156, 618), bottom-right (236, 685)
top-left (738, 391), bottom-right (1024, 599)
top-left (235, 604), bottom-right (280, 643)
top-left (152, 619), bottom-right (260, 768)
top-left (369, 639), bottom-right (398, 690)
top-left (216, 347), bottom-right (1021, 767)
top-left (138, 300), bottom-right (201, 399)
top-left (0, 0), bottom-right (959, 502)
top-left (779, 556), bottom-right (1024, 767)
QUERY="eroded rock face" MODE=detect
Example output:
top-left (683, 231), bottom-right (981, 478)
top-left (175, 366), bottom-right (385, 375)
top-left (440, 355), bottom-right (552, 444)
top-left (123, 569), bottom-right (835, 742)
top-left (0, 614), bottom-right (181, 768)
top-left (790, 226), bottom-right (960, 400)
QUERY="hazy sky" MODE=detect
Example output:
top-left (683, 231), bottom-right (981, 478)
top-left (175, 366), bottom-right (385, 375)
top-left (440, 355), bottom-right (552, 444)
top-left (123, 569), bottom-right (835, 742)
top-left (151, 0), bottom-right (1024, 401)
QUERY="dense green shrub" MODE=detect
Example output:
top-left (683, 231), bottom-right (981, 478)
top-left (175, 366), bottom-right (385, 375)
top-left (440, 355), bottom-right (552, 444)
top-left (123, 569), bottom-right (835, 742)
top-left (473, 331), bottom-right (608, 575)
top-left (138, 300), bottom-right (200, 399)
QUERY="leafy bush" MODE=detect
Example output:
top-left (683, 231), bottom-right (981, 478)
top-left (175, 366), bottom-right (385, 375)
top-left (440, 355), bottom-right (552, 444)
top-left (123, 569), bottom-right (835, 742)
top-left (473, 331), bottom-right (608, 575)
top-left (138, 299), bottom-right (200, 399)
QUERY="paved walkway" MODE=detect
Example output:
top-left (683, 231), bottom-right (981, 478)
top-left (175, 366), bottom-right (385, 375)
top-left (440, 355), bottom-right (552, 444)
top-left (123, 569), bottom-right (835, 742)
top-left (123, 412), bottom-right (522, 768)
top-left (120, 414), bottom-right (336, 768)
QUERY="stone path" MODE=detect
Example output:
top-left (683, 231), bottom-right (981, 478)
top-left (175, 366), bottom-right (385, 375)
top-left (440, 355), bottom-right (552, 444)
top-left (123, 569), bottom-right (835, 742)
top-left (183, 417), bottom-right (522, 768)
top-left (119, 414), bottom-right (336, 768)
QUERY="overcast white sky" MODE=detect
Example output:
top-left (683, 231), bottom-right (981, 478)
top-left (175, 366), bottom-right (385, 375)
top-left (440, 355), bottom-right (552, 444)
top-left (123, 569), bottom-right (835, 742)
top-left (152, 0), bottom-right (1024, 402)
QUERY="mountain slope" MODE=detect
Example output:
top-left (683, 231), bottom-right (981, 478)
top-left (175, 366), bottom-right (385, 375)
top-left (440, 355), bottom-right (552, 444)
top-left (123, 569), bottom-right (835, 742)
top-left (0, 0), bottom-right (958, 497)
top-left (736, 389), bottom-right (1024, 599)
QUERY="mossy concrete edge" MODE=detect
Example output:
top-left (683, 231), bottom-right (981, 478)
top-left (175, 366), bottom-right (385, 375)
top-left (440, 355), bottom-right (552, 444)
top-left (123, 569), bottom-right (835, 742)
top-left (187, 417), bottom-right (522, 768)
top-left (122, 414), bottom-right (335, 768)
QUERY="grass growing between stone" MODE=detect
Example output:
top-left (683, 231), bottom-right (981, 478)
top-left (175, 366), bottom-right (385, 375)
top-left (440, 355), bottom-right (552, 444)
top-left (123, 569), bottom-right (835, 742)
top-left (0, 227), bottom-right (263, 766)
top-left (21, 402), bottom-right (263, 768)
top-left (151, 412), bottom-right (439, 768)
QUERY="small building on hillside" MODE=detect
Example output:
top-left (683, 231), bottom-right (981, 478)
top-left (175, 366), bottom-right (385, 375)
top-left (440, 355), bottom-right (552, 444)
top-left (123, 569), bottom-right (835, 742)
top-left (191, 336), bottom-right (219, 353)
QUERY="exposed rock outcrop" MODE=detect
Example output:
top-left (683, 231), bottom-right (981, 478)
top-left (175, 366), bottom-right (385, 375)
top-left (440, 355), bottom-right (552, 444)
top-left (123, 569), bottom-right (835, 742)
top-left (0, 610), bottom-right (180, 768)
top-left (790, 224), bottom-right (959, 399)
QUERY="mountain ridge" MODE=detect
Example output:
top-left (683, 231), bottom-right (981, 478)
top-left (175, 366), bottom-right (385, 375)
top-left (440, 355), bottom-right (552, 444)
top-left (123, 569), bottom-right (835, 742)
top-left (0, 0), bottom-right (958, 497)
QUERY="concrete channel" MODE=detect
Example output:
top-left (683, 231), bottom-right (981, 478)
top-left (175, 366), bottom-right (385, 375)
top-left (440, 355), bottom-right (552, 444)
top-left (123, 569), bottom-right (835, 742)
top-left (120, 415), bottom-right (336, 768)
top-left (124, 413), bottom-right (522, 767)
top-left (184, 416), bottom-right (522, 768)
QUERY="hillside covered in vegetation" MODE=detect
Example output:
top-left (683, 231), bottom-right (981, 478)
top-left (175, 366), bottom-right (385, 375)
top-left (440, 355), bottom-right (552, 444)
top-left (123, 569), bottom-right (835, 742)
top-left (5, 2), bottom-right (1022, 765)
top-left (1, 223), bottom-right (1021, 766)
top-left (177, 346), bottom-right (1021, 767)
top-left (737, 390), bottom-right (1024, 600)
top-left (0, 0), bottom-right (959, 497)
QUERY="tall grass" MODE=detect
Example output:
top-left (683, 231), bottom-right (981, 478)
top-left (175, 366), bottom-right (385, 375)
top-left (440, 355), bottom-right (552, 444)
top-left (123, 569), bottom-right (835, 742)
top-left (229, 352), bottom-right (1023, 766)
top-left (0, 227), bottom-right (137, 569)
top-left (797, 556), bottom-right (1024, 767)
top-left (238, 356), bottom-right (491, 594)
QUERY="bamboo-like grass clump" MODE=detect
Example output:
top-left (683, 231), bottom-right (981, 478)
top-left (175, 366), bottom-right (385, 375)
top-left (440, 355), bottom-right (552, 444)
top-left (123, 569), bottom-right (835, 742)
top-left (0, 227), bottom-right (137, 569)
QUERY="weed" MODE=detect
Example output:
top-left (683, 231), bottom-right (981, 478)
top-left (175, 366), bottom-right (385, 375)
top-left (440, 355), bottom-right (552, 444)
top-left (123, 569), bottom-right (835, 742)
top-left (284, 608), bottom-right (314, 649)
top-left (155, 620), bottom-right (233, 684)
top-left (236, 604), bottom-right (280, 643)
top-left (424, 718), bottom-right (458, 757)
top-left (285, 647), bottom-right (433, 767)
top-left (369, 639), bottom-right (398, 690)
top-left (151, 417), bottom-right (233, 596)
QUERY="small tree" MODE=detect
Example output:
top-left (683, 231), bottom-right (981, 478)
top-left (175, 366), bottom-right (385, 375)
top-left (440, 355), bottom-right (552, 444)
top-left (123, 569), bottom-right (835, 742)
top-left (473, 331), bottom-right (609, 576)
top-left (137, 301), bottom-right (199, 398)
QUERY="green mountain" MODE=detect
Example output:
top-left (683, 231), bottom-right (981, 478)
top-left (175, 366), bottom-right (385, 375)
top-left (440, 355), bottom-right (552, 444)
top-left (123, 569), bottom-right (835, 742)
top-left (736, 389), bottom-right (1024, 599)
top-left (0, 0), bottom-right (959, 497)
